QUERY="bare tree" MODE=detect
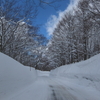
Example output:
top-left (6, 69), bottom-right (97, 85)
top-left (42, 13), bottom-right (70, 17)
top-left (0, 0), bottom-right (65, 22)
top-left (0, 0), bottom-right (37, 23)
top-left (42, 0), bottom-right (100, 70)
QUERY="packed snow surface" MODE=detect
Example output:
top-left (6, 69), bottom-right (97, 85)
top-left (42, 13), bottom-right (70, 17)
top-left (0, 53), bottom-right (100, 100)
top-left (50, 54), bottom-right (100, 100)
top-left (0, 53), bottom-right (37, 100)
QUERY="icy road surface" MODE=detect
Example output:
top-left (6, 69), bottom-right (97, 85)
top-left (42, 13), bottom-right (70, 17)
top-left (5, 75), bottom-right (100, 100)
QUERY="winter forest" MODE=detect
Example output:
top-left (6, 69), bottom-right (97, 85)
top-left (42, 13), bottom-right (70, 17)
top-left (0, 0), bottom-right (100, 71)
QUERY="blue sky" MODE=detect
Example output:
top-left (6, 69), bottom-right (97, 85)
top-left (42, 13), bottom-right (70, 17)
top-left (35, 0), bottom-right (70, 38)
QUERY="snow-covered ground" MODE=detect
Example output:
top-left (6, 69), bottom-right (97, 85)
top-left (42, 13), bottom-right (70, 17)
top-left (0, 52), bottom-right (100, 100)
top-left (50, 54), bottom-right (100, 99)
top-left (0, 53), bottom-right (37, 100)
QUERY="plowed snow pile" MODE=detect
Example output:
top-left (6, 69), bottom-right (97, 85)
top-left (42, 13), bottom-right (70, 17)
top-left (0, 53), bottom-right (37, 99)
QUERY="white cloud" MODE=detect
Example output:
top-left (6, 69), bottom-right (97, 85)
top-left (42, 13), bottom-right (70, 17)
top-left (45, 0), bottom-right (80, 36)
top-left (45, 15), bottom-right (58, 36)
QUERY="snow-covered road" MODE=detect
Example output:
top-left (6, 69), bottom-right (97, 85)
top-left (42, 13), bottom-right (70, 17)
top-left (5, 75), bottom-right (99, 100)
top-left (1, 53), bottom-right (100, 100)
top-left (6, 76), bottom-right (78, 100)
top-left (46, 77), bottom-right (78, 100)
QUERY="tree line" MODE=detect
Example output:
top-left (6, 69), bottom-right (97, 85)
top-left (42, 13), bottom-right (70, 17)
top-left (0, 0), bottom-right (63, 70)
top-left (39, 0), bottom-right (100, 70)
top-left (0, 17), bottom-right (48, 68)
top-left (0, 0), bottom-right (49, 69)
top-left (1, 0), bottom-right (100, 71)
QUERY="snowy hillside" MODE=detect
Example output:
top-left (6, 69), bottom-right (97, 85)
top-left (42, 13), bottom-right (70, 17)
top-left (0, 53), bottom-right (37, 100)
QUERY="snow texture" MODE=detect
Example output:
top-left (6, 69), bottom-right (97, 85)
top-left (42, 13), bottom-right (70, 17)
top-left (0, 53), bottom-right (37, 100)
top-left (50, 54), bottom-right (100, 100)
top-left (0, 52), bottom-right (100, 100)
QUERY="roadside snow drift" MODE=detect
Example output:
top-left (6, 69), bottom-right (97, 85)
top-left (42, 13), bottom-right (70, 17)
top-left (50, 54), bottom-right (100, 78)
top-left (50, 54), bottom-right (100, 91)
top-left (50, 54), bottom-right (100, 100)
top-left (0, 53), bottom-right (37, 100)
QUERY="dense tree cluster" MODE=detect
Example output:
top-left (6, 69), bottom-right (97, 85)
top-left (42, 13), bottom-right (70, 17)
top-left (42, 0), bottom-right (100, 70)
top-left (1, 0), bottom-right (100, 71)
top-left (0, 17), bottom-right (47, 68)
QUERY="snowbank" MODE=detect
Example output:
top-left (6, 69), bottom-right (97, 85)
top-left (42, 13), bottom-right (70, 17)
top-left (0, 53), bottom-right (37, 99)
top-left (50, 54), bottom-right (100, 90)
